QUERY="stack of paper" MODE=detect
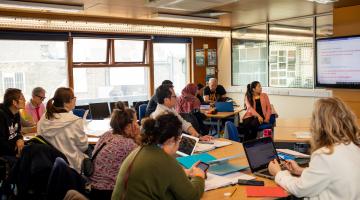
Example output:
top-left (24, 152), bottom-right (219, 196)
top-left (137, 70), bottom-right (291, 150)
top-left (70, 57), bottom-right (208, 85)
top-left (195, 140), bottom-right (232, 153)
top-left (277, 149), bottom-right (310, 158)
top-left (205, 172), bottom-right (255, 191)
top-left (293, 131), bottom-right (311, 139)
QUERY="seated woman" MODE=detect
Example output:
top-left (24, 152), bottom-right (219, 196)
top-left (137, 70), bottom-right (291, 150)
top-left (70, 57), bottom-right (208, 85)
top-left (112, 113), bottom-right (205, 200)
top-left (176, 83), bottom-right (201, 113)
top-left (268, 97), bottom-right (360, 199)
top-left (242, 81), bottom-right (272, 141)
top-left (89, 101), bottom-right (140, 200)
top-left (37, 87), bottom-right (88, 173)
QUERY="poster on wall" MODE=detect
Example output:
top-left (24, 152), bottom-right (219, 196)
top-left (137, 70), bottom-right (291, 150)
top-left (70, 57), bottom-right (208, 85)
top-left (195, 49), bottom-right (205, 66)
top-left (208, 49), bottom-right (217, 66)
top-left (206, 66), bottom-right (216, 82)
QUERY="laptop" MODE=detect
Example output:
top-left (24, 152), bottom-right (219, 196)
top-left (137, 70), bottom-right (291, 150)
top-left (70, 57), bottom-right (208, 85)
top-left (176, 134), bottom-right (199, 157)
top-left (215, 102), bottom-right (234, 112)
top-left (243, 137), bottom-right (280, 179)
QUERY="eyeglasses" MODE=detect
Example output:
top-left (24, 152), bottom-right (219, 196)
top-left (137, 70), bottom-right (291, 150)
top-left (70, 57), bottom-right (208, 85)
top-left (71, 96), bottom-right (77, 100)
top-left (35, 95), bottom-right (46, 101)
top-left (171, 95), bottom-right (177, 99)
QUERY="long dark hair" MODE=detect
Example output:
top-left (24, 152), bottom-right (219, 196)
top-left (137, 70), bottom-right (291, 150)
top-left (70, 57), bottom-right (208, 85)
top-left (141, 113), bottom-right (182, 145)
top-left (245, 81), bottom-right (260, 108)
top-left (46, 87), bottom-right (74, 120)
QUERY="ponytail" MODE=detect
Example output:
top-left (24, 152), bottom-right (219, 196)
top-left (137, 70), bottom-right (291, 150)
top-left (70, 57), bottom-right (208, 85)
top-left (141, 113), bottom-right (182, 145)
top-left (45, 87), bottom-right (74, 120)
top-left (245, 81), bottom-right (260, 108)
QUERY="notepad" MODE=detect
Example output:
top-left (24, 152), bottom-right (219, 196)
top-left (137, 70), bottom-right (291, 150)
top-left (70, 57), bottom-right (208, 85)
top-left (246, 186), bottom-right (288, 197)
top-left (176, 153), bottom-right (216, 169)
top-left (205, 172), bottom-right (255, 191)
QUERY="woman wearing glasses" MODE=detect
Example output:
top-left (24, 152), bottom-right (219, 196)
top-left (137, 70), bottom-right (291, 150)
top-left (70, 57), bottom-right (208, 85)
top-left (37, 87), bottom-right (88, 173)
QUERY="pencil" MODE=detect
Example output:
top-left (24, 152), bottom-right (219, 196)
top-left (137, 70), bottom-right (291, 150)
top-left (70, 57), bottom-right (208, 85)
top-left (230, 187), bottom-right (237, 197)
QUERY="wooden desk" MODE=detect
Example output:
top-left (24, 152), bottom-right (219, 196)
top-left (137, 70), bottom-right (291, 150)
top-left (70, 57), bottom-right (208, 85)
top-left (274, 127), bottom-right (311, 143)
top-left (202, 109), bottom-right (242, 135)
top-left (23, 119), bottom-right (110, 145)
top-left (202, 139), bottom-right (284, 200)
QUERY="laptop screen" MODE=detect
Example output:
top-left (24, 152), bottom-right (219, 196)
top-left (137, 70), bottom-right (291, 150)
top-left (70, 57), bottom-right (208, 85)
top-left (176, 134), bottom-right (199, 157)
top-left (243, 137), bottom-right (278, 172)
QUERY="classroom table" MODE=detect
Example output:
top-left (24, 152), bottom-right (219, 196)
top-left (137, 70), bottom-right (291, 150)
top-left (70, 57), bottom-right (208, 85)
top-left (202, 109), bottom-right (242, 135)
top-left (23, 119), bottom-right (110, 145)
top-left (202, 139), bottom-right (287, 200)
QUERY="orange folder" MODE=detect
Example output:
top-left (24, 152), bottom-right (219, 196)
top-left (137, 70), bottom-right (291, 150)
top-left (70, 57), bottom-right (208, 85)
top-left (246, 186), bottom-right (288, 197)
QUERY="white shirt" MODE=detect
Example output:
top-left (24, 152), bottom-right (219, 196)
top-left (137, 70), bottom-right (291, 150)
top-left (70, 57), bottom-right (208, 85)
top-left (150, 104), bottom-right (192, 133)
top-left (37, 112), bottom-right (88, 172)
top-left (275, 142), bottom-right (360, 200)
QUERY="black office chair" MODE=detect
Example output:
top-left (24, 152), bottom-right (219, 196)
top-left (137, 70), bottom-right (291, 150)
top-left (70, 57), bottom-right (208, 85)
top-left (74, 105), bottom-right (89, 110)
top-left (89, 102), bottom-right (110, 120)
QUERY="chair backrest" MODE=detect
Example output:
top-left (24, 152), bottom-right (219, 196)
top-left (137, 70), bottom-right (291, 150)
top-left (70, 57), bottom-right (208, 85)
top-left (89, 102), bottom-right (110, 120)
top-left (225, 121), bottom-right (240, 142)
top-left (138, 104), bottom-right (148, 122)
top-left (72, 109), bottom-right (85, 118)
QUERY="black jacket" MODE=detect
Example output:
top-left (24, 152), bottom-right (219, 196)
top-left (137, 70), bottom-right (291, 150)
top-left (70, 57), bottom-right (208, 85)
top-left (0, 104), bottom-right (22, 157)
top-left (145, 95), bottom-right (157, 117)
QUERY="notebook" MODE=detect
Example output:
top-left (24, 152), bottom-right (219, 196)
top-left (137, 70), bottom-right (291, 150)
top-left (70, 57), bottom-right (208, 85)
top-left (176, 134), bottom-right (199, 157)
top-left (243, 137), bottom-right (280, 179)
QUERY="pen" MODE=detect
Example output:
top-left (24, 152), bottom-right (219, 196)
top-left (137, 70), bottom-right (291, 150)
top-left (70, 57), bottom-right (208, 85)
top-left (230, 187), bottom-right (237, 197)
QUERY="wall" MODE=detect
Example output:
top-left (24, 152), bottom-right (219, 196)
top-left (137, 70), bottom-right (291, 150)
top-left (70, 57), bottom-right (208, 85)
top-left (331, 5), bottom-right (360, 117)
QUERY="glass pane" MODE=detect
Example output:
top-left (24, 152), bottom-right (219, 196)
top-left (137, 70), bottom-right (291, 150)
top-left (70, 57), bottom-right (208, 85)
top-left (114, 40), bottom-right (144, 62)
top-left (232, 25), bottom-right (268, 86)
top-left (0, 40), bottom-right (68, 100)
top-left (153, 43), bottom-right (188, 94)
top-left (269, 17), bottom-right (314, 88)
top-left (73, 67), bottom-right (149, 105)
top-left (316, 15), bottom-right (333, 38)
top-left (73, 39), bottom-right (107, 62)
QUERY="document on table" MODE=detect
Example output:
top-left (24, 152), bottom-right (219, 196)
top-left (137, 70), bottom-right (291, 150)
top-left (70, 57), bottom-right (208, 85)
top-left (205, 172), bottom-right (255, 191)
top-left (195, 140), bottom-right (232, 153)
top-left (293, 131), bottom-right (311, 139)
top-left (277, 149), bottom-right (310, 158)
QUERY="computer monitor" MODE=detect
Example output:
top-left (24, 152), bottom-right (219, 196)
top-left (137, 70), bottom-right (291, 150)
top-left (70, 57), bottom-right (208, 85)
top-left (89, 102), bottom-right (110, 120)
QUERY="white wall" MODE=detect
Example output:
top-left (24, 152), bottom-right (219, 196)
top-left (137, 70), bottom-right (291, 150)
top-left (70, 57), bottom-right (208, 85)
top-left (217, 38), bottom-right (328, 119)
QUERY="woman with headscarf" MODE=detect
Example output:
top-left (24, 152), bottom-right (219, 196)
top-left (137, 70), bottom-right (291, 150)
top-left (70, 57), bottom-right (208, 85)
top-left (176, 83), bottom-right (201, 113)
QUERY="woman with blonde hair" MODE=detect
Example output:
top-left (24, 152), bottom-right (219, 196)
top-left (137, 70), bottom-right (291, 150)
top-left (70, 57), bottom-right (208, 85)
top-left (268, 97), bottom-right (360, 199)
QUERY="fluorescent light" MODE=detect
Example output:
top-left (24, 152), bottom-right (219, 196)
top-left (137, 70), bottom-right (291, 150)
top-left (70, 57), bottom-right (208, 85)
top-left (152, 13), bottom-right (219, 24)
top-left (307, 0), bottom-right (338, 4)
top-left (0, 0), bottom-right (84, 13)
top-left (271, 24), bottom-right (312, 33)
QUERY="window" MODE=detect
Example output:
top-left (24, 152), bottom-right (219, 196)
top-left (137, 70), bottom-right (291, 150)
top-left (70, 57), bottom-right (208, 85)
top-left (0, 40), bottom-right (68, 100)
top-left (114, 40), bottom-right (145, 62)
top-left (73, 67), bottom-right (149, 105)
top-left (269, 18), bottom-right (314, 88)
top-left (232, 25), bottom-right (268, 86)
top-left (73, 39), bottom-right (108, 62)
top-left (153, 43), bottom-right (189, 94)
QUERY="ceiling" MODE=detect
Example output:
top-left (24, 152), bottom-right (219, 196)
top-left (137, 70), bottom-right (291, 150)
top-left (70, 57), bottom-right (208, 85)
top-left (0, 0), bottom-right (359, 28)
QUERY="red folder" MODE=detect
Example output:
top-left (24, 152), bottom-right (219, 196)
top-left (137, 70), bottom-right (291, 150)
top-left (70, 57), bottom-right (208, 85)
top-left (246, 186), bottom-right (288, 197)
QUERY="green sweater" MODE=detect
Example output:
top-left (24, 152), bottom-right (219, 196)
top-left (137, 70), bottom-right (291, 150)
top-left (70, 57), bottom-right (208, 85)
top-left (112, 145), bottom-right (205, 200)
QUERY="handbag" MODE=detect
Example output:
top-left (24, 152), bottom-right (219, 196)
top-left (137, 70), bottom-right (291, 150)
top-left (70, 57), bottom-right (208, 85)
top-left (81, 141), bottom-right (107, 177)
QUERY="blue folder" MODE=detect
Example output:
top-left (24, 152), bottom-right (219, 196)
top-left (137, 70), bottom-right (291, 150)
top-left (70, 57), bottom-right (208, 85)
top-left (176, 153), bottom-right (216, 169)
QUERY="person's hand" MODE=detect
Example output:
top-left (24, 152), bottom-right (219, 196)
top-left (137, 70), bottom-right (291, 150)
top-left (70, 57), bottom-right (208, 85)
top-left (199, 135), bottom-right (213, 141)
top-left (15, 139), bottom-right (25, 157)
top-left (268, 159), bottom-right (281, 176)
top-left (257, 116), bottom-right (264, 124)
top-left (188, 162), bottom-right (206, 179)
top-left (285, 160), bottom-right (304, 176)
top-left (183, 168), bottom-right (191, 177)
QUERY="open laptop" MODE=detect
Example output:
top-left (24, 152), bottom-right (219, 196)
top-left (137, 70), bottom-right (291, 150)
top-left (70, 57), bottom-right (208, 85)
top-left (243, 137), bottom-right (280, 179)
top-left (176, 134), bottom-right (199, 157)
top-left (215, 102), bottom-right (234, 112)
